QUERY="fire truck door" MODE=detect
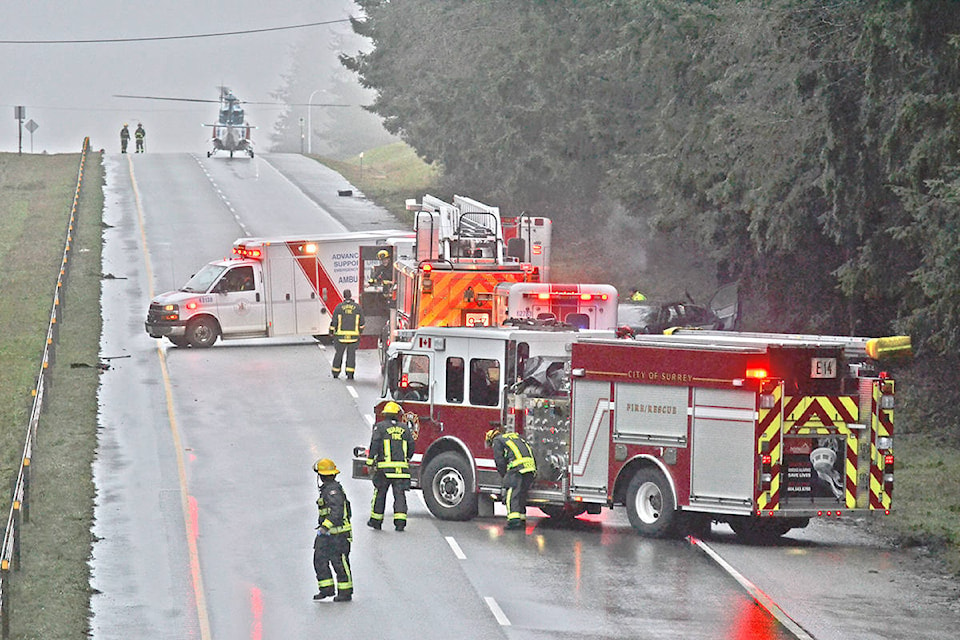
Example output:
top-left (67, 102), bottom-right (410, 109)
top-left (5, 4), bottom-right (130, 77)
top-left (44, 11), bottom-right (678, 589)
top-left (689, 388), bottom-right (756, 508)
top-left (569, 380), bottom-right (611, 497)
top-left (212, 265), bottom-right (265, 335)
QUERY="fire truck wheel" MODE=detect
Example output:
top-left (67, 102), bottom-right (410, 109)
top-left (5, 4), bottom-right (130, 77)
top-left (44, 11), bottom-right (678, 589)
top-left (626, 468), bottom-right (677, 537)
top-left (421, 452), bottom-right (478, 521)
top-left (539, 503), bottom-right (587, 520)
top-left (186, 317), bottom-right (220, 348)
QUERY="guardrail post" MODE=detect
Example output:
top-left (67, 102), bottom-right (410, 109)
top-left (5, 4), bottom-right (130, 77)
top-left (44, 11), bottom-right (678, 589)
top-left (1, 564), bottom-right (9, 639)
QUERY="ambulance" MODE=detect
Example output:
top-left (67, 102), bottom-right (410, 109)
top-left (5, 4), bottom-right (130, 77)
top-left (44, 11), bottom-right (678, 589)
top-left (145, 230), bottom-right (412, 348)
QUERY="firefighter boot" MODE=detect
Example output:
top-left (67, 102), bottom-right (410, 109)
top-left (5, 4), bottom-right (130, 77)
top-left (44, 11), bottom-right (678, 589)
top-left (367, 518), bottom-right (382, 530)
top-left (313, 589), bottom-right (335, 601)
top-left (334, 592), bottom-right (352, 602)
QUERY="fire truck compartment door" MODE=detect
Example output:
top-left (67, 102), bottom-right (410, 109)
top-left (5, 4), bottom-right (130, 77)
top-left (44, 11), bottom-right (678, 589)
top-left (689, 388), bottom-right (756, 508)
top-left (569, 380), bottom-right (611, 496)
top-left (613, 384), bottom-right (688, 446)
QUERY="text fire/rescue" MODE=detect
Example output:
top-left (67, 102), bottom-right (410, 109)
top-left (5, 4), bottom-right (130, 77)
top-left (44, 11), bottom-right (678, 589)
top-left (624, 403), bottom-right (680, 415)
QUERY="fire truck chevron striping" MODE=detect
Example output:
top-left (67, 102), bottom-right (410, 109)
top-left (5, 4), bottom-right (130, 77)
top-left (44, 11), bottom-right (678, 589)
top-left (355, 325), bottom-right (910, 541)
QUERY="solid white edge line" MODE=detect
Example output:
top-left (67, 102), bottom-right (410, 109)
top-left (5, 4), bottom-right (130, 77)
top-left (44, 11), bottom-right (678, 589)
top-left (364, 414), bottom-right (375, 426)
top-left (484, 596), bottom-right (511, 626)
top-left (445, 536), bottom-right (467, 560)
top-left (346, 385), bottom-right (358, 399)
top-left (688, 537), bottom-right (814, 640)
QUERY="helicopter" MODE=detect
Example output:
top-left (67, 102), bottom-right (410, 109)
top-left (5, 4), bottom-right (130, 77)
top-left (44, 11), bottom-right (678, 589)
top-left (115, 87), bottom-right (256, 158)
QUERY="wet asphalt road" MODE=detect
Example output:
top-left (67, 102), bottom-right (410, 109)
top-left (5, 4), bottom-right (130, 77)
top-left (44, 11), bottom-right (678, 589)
top-left (89, 152), bottom-right (958, 639)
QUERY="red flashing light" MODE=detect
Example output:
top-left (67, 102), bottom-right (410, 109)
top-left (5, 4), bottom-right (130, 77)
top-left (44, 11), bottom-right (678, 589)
top-left (745, 367), bottom-right (769, 379)
top-left (884, 454), bottom-right (894, 466)
top-left (579, 293), bottom-right (592, 301)
top-left (600, 294), bottom-right (608, 300)
top-left (817, 510), bottom-right (823, 516)
top-left (532, 243), bottom-right (543, 255)
top-left (537, 292), bottom-right (551, 300)
top-left (185, 301), bottom-right (198, 310)
top-left (422, 263), bottom-right (433, 273)
top-left (761, 454), bottom-right (772, 465)
top-left (233, 246), bottom-right (263, 259)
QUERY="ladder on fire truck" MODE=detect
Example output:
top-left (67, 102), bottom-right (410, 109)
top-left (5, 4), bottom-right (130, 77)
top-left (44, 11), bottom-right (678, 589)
top-left (407, 194), bottom-right (507, 264)
top-left (661, 329), bottom-right (913, 361)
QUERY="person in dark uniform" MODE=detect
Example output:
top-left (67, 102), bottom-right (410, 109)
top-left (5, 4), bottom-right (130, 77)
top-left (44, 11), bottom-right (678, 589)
top-left (368, 249), bottom-right (394, 298)
top-left (312, 458), bottom-right (353, 602)
top-left (485, 428), bottom-right (537, 530)
top-left (120, 124), bottom-right (130, 153)
top-left (135, 123), bottom-right (146, 153)
top-left (330, 290), bottom-right (364, 379)
top-left (366, 401), bottom-right (416, 531)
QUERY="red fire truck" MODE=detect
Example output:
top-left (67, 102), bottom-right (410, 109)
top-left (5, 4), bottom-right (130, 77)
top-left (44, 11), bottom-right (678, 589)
top-left (382, 195), bottom-right (549, 352)
top-left (354, 325), bottom-right (910, 540)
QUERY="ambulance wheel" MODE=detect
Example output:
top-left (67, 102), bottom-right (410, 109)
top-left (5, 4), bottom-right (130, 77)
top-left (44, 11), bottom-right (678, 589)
top-left (626, 467), bottom-right (677, 537)
top-left (539, 503), bottom-right (587, 520)
top-left (167, 335), bottom-right (190, 348)
top-left (186, 317), bottom-right (219, 348)
top-left (422, 452), bottom-right (478, 521)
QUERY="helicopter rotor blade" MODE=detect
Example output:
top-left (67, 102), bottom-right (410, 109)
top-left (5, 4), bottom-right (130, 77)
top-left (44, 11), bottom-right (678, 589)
top-left (114, 94), bottom-right (220, 104)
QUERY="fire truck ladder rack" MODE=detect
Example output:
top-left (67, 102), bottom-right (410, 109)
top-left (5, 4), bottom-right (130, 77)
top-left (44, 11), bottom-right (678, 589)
top-left (661, 329), bottom-right (912, 362)
top-left (409, 194), bottom-right (507, 264)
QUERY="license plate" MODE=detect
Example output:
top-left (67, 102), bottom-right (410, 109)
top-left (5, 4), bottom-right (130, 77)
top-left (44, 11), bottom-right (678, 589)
top-left (810, 357), bottom-right (837, 379)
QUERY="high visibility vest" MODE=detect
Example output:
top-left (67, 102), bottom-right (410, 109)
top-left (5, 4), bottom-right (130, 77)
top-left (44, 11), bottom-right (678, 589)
top-left (332, 300), bottom-right (364, 342)
top-left (368, 422), bottom-right (412, 479)
top-left (501, 433), bottom-right (536, 474)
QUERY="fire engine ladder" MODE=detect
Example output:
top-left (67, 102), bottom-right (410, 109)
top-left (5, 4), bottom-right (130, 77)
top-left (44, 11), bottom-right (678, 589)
top-left (665, 329), bottom-right (911, 362)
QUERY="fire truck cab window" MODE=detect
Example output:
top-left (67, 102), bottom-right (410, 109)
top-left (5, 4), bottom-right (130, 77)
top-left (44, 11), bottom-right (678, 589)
top-left (445, 357), bottom-right (465, 403)
top-left (398, 354), bottom-right (430, 402)
top-left (469, 358), bottom-right (500, 406)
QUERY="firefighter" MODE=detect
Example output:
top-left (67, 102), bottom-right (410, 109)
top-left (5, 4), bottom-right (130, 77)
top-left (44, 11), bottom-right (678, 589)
top-left (629, 288), bottom-right (647, 302)
top-left (330, 289), bottom-right (364, 379)
top-left (366, 401), bottom-right (416, 531)
top-left (134, 123), bottom-right (146, 153)
top-left (312, 458), bottom-right (353, 602)
top-left (120, 124), bottom-right (130, 153)
top-left (367, 249), bottom-right (394, 298)
top-left (485, 428), bottom-right (537, 530)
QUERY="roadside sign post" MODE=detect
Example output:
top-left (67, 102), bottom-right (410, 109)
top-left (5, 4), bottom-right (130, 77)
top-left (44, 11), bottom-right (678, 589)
top-left (25, 120), bottom-right (38, 154)
top-left (14, 106), bottom-right (25, 155)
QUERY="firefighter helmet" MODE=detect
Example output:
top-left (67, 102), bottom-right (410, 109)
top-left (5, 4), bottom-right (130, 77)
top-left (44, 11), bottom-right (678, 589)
top-left (485, 428), bottom-right (502, 446)
top-left (382, 401), bottom-right (403, 415)
top-left (377, 249), bottom-right (390, 259)
top-left (313, 458), bottom-right (340, 476)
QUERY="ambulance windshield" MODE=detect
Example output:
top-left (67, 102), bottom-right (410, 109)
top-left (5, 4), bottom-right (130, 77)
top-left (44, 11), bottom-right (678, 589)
top-left (181, 264), bottom-right (227, 293)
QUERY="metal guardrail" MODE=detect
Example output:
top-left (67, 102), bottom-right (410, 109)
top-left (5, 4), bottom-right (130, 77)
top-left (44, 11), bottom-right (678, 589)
top-left (0, 137), bottom-right (91, 638)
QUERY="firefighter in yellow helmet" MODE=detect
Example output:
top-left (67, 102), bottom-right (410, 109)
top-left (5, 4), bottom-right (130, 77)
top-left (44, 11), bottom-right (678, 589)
top-left (330, 289), bottom-right (365, 379)
top-left (485, 428), bottom-right (537, 530)
top-left (312, 458), bottom-right (353, 602)
top-left (367, 248), bottom-right (394, 299)
top-left (134, 123), bottom-right (146, 153)
top-left (366, 401), bottom-right (416, 531)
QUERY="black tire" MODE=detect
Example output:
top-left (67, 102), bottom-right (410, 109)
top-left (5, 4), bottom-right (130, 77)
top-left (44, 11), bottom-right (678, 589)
top-left (539, 503), bottom-right (587, 520)
top-left (186, 317), bottom-right (219, 348)
top-left (167, 335), bottom-right (190, 348)
top-left (625, 467), bottom-right (677, 537)
top-left (421, 452), bottom-right (478, 521)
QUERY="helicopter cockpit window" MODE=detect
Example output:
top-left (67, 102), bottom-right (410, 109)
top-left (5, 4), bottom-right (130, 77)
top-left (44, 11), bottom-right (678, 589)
top-left (469, 358), bottom-right (500, 407)
top-left (396, 354), bottom-right (430, 402)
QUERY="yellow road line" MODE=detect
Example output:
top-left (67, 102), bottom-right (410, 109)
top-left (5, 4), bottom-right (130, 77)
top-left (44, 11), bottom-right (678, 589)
top-left (128, 155), bottom-right (213, 639)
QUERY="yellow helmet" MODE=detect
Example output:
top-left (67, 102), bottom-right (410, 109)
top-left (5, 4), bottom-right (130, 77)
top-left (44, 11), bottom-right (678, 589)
top-left (382, 401), bottom-right (403, 415)
top-left (485, 428), bottom-right (501, 446)
top-left (377, 249), bottom-right (390, 259)
top-left (313, 458), bottom-right (340, 476)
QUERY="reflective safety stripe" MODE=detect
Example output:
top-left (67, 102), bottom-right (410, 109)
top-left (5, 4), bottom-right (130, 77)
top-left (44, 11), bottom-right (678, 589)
top-left (504, 436), bottom-right (536, 473)
top-left (377, 433), bottom-right (411, 478)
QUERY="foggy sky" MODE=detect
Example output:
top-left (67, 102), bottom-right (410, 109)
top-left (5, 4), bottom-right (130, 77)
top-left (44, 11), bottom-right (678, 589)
top-left (1, 0), bottom-right (359, 154)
